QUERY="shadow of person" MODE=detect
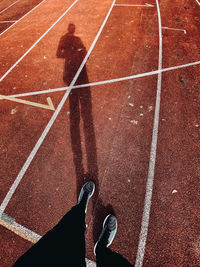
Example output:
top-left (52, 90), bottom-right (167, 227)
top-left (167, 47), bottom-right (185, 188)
top-left (93, 199), bottom-right (116, 243)
top-left (56, 23), bottom-right (99, 203)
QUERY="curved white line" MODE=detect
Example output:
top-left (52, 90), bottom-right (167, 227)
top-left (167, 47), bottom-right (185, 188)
top-left (195, 0), bottom-right (200, 6)
top-left (5, 60), bottom-right (200, 99)
top-left (135, 0), bottom-right (162, 266)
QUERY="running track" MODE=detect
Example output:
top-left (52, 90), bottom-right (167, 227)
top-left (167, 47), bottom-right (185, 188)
top-left (0, 0), bottom-right (200, 266)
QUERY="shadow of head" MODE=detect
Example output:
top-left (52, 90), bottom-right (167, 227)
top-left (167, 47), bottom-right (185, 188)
top-left (68, 23), bottom-right (75, 35)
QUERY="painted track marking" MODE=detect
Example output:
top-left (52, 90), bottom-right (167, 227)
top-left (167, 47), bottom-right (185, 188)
top-left (162, 26), bottom-right (186, 34)
top-left (0, 0), bottom-right (20, 15)
top-left (0, 0), bottom-right (47, 37)
top-left (135, 0), bottom-right (162, 266)
top-left (0, 0), bottom-right (79, 82)
top-left (0, 213), bottom-right (40, 243)
top-left (0, 0), bottom-right (116, 217)
top-left (115, 3), bottom-right (154, 7)
top-left (195, 0), bottom-right (200, 6)
top-left (6, 60), bottom-right (200, 99)
top-left (0, 94), bottom-right (55, 111)
top-left (0, 21), bottom-right (17, 23)
top-left (0, 213), bottom-right (96, 266)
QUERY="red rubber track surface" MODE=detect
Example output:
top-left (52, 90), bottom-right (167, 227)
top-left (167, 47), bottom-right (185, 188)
top-left (0, 0), bottom-right (200, 266)
top-left (0, 0), bottom-right (44, 34)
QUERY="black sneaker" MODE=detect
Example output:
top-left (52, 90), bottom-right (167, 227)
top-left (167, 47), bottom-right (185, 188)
top-left (77, 181), bottom-right (95, 213)
top-left (94, 214), bottom-right (117, 255)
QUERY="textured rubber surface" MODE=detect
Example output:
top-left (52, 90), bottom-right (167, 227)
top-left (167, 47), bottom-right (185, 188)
top-left (0, 0), bottom-right (200, 266)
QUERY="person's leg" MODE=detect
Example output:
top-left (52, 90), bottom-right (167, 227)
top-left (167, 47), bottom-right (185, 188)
top-left (13, 181), bottom-right (95, 267)
top-left (96, 246), bottom-right (133, 267)
top-left (95, 215), bottom-right (133, 267)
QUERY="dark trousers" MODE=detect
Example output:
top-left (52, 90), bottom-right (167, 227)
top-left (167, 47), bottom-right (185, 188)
top-left (13, 204), bottom-right (133, 267)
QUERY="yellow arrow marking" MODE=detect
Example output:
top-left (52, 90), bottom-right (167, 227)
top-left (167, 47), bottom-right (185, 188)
top-left (0, 94), bottom-right (55, 111)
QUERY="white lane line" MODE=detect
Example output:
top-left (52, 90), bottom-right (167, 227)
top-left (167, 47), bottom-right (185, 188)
top-left (135, 0), bottom-right (162, 266)
top-left (195, 0), bottom-right (200, 6)
top-left (0, 0), bottom-right (47, 37)
top-left (0, 0), bottom-right (79, 82)
top-left (0, 213), bottom-right (96, 266)
top-left (0, 0), bottom-right (116, 217)
top-left (0, 0), bottom-right (20, 15)
top-left (162, 26), bottom-right (186, 34)
top-left (115, 3), bottom-right (154, 7)
top-left (6, 60), bottom-right (200, 99)
top-left (0, 20), bottom-right (17, 23)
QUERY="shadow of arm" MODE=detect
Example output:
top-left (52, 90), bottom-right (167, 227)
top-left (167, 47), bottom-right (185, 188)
top-left (56, 36), bottom-right (65, 58)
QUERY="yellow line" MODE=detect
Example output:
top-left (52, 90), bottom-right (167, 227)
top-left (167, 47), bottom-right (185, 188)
top-left (0, 94), bottom-right (55, 111)
top-left (0, 219), bottom-right (37, 243)
top-left (47, 96), bottom-right (55, 110)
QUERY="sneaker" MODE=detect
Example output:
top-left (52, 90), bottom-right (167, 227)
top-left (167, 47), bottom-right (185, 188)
top-left (94, 214), bottom-right (117, 255)
top-left (77, 181), bottom-right (95, 213)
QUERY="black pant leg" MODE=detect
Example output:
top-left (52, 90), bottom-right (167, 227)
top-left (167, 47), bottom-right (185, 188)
top-left (13, 204), bottom-right (86, 267)
top-left (96, 245), bottom-right (133, 267)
